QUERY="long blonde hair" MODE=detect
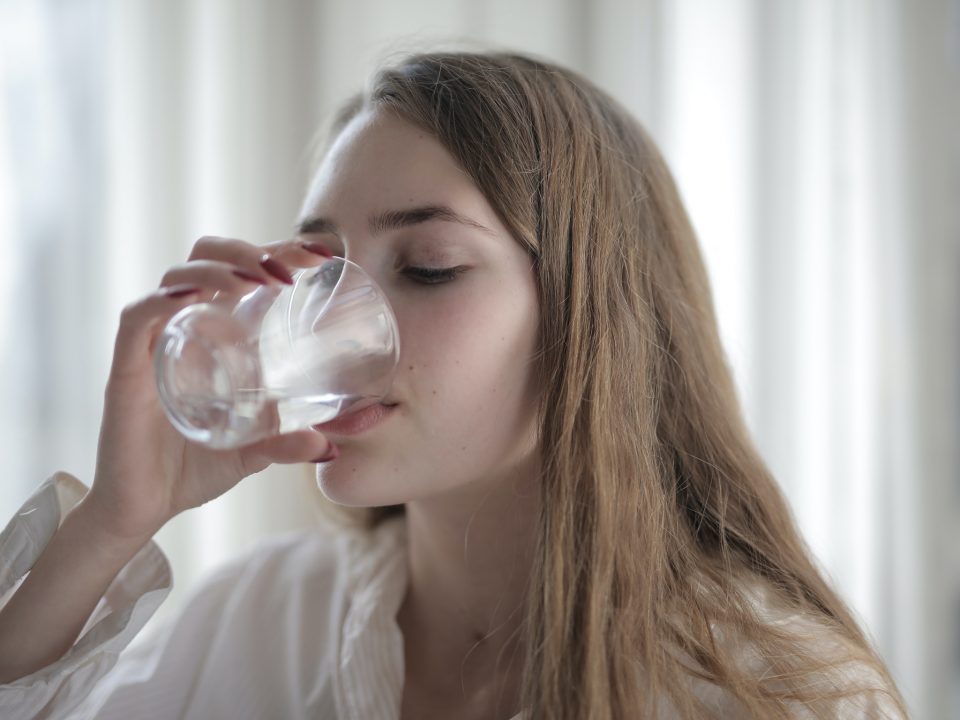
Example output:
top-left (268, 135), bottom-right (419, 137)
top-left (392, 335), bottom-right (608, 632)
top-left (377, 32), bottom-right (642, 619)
top-left (308, 50), bottom-right (909, 718)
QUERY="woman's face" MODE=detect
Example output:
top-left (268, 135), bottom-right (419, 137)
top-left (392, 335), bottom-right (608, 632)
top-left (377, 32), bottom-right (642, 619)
top-left (297, 110), bottom-right (541, 508)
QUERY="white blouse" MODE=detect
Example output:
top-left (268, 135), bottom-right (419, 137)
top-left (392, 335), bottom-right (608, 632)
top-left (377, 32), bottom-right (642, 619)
top-left (0, 472), bottom-right (904, 720)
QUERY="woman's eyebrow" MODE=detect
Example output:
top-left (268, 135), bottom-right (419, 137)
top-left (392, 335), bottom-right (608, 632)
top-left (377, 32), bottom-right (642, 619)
top-left (295, 205), bottom-right (494, 237)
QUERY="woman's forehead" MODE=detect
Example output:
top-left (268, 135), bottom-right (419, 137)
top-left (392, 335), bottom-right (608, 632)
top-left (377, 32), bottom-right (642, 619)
top-left (300, 112), bottom-right (498, 236)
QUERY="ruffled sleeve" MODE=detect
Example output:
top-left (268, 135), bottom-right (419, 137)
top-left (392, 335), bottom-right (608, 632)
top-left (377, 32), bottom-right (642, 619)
top-left (0, 472), bottom-right (172, 719)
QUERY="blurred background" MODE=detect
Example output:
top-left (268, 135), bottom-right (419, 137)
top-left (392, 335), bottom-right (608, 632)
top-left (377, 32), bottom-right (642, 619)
top-left (0, 0), bottom-right (957, 716)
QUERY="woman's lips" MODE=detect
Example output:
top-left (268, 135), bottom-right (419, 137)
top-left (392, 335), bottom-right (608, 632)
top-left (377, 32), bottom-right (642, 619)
top-left (313, 402), bottom-right (397, 436)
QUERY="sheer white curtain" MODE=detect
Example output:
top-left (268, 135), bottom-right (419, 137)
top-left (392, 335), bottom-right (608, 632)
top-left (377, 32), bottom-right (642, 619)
top-left (1, 1), bottom-right (956, 716)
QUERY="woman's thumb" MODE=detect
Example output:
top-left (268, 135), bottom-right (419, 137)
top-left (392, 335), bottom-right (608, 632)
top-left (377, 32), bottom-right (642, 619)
top-left (245, 429), bottom-right (338, 465)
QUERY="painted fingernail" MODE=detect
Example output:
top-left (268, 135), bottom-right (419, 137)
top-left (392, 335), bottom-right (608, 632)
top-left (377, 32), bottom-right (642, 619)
top-left (300, 240), bottom-right (333, 258)
top-left (259, 254), bottom-right (294, 285)
top-left (232, 268), bottom-right (268, 284)
top-left (310, 445), bottom-right (340, 463)
top-left (163, 284), bottom-right (201, 298)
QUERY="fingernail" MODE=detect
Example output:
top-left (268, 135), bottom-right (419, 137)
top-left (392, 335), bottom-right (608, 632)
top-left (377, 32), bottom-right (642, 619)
top-left (300, 240), bottom-right (332, 258)
top-left (310, 444), bottom-right (340, 463)
top-left (259, 254), bottom-right (294, 285)
top-left (232, 268), bottom-right (268, 284)
top-left (163, 284), bottom-right (201, 298)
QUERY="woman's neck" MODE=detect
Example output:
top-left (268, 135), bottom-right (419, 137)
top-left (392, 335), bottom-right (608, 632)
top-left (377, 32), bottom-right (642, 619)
top-left (396, 457), bottom-right (540, 717)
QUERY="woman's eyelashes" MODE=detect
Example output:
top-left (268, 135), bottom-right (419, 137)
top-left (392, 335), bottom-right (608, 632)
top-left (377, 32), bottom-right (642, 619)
top-left (401, 265), bottom-right (466, 285)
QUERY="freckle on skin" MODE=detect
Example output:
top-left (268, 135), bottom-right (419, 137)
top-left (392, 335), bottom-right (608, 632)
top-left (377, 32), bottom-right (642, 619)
top-left (408, 365), bottom-right (414, 371)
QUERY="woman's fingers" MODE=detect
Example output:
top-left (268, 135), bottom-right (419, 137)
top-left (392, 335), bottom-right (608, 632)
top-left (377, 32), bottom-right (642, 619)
top-left (117, 233), bottom-right (344, 432)
top-left (187, 235), bottom-right (276, 265)
top-left (159, 259), bottom-right (273, 293)
top-left (238, 429), bottom-right (338, 473)
top-left (267, 238), bottom-right (334, 267)
top-left (187, 235), bottom-right (334, 280)
top-left (136, 233), bottom-right (339, 393)
top-left (111, 285), bottom-right (207, 379)
top-left (184, 235), bottom-right (296, 286)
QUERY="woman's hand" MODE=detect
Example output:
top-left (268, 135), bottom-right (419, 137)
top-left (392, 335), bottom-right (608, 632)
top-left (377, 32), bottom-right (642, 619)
top-left (0, 237), bottom-right (340, 685)
top-left (79, 236), bottom-right (335, 542)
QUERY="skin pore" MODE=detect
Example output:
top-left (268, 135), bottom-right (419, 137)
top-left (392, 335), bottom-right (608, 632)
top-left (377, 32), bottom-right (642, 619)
top-left (297, 110), bottom-right (542, 718)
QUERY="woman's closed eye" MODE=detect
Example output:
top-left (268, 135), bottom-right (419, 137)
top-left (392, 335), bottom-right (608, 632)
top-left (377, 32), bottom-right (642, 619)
top-left (402, 265), bottom-right (467, 285)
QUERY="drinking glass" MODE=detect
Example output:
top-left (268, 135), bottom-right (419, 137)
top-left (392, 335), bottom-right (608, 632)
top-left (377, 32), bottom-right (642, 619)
top-left (153, 256), bottom-right (400, 449)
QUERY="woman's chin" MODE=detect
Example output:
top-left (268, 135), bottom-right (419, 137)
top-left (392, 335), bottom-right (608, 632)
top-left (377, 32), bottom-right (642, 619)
top-left (314, 464), bottom-right (406, 508)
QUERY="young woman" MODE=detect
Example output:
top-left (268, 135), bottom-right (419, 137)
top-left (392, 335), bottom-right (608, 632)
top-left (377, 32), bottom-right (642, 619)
top-left (0, 51), bottom-right (908, 719)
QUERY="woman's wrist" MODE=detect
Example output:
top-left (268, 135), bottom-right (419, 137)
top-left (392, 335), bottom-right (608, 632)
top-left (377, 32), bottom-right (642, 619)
top-left (65, 494), bottom-right (161, 564)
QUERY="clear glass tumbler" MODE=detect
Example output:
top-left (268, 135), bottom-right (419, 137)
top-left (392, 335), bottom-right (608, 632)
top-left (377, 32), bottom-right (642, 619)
top-left (153, 256), bottom-right (400, 449)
